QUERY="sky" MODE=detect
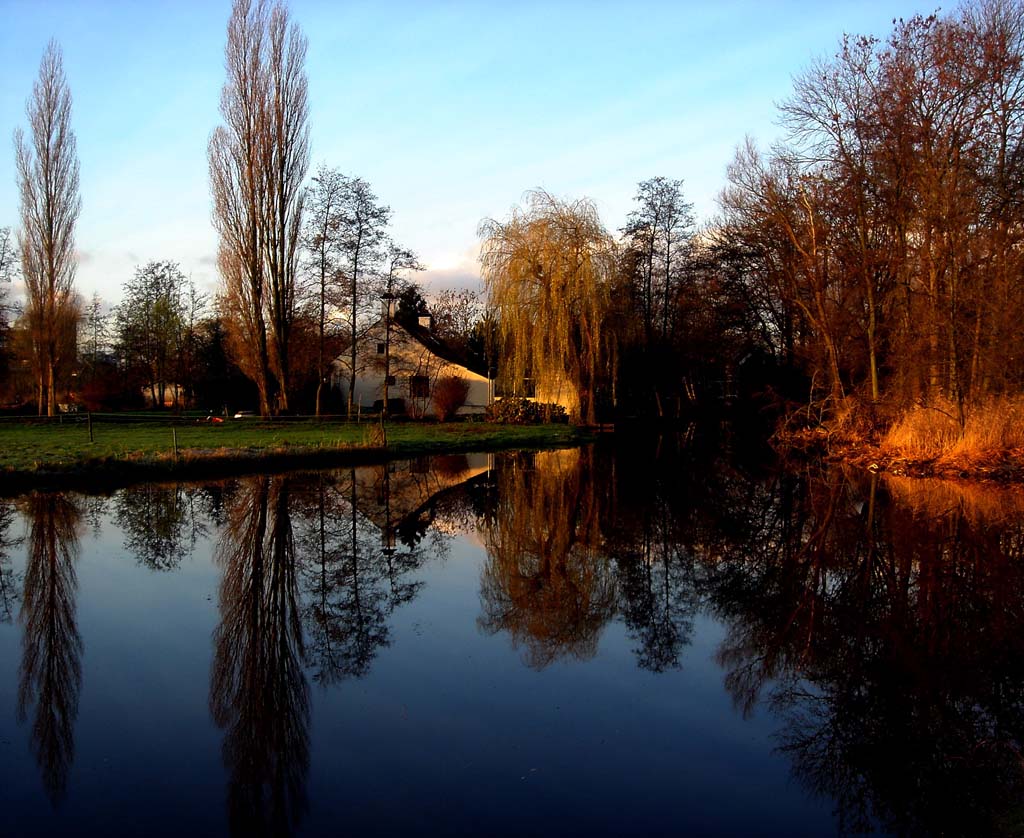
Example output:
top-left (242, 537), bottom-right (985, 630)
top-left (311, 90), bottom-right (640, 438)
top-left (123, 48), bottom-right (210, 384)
top-left (0, 0), bottom-right (930, 308)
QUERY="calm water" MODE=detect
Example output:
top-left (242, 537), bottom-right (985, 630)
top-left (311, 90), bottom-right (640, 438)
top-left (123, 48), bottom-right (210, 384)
top-left (0, 439), bottom-right (1022, 837)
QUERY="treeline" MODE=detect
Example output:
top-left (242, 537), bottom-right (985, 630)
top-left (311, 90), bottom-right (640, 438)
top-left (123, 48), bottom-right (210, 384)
top-left (7, 0), bottom-right (1024, 428)
top-left (484, 0), bottom-right (1024, 428)
top-left (0, 244), bottom-right (481, 415)
top-left (0, 1), bottom-right (490, 417)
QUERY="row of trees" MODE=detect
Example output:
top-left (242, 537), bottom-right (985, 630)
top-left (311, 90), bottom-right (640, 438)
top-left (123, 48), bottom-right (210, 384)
top-left (483, 0), bottom-right (1024, 426)
top-left (480, 182), bottom-right (758, 424)
top-left (208, 0), bottom-right (461, 418)
top-left (2, 0), bottom-right (486, 415)
top-left (14, 0), bottom-right (1024, 426)
top-left (721, 0), bottom-right (1024, 423)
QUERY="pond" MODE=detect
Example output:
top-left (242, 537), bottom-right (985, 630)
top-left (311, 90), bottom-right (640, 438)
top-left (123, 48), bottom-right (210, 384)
top-left (0, 438), bottom-right (1022, 836)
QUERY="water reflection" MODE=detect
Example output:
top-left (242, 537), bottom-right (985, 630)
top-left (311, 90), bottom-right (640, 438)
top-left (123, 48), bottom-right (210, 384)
top-left (474, 444), bottom-right (1024, 834)
top-left (292, 469), bottom-right (428, 684)
top-left (115, 485), bottom-right (208, 570)
top-left (208, 460), bottom-right (481, 834)
top-left (707, 468), bottom-right (1024, 836)
top-left (478, 448), bottom-right (617, 670)
top-left (0, 500), bottom-right (22, 624)
top-left (210, 475), bottom-right (310, 837)
top-left (17, 493), bottom-right (82, 806)
top-left (6, 445), bottom-right (1024, 834)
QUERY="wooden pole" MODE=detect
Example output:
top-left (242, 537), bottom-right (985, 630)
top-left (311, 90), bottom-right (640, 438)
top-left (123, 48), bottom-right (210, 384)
top-left (87, 412), bottom-right (93, 443)
top-left (172, 427), bottom-right (178, 458)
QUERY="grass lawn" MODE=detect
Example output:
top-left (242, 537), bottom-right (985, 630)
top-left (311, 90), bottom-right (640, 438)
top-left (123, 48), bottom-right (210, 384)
top-left (0, 418), bottom-right (583, 483)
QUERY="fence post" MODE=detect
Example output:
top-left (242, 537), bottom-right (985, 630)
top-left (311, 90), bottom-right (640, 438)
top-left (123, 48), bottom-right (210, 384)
top-left (172, 427), bottom-right (178, 459)
top-left (87, 412), bottom-right (94, 443)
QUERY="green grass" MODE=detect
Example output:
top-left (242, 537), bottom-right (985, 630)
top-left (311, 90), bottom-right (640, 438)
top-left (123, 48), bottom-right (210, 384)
top-left (0, 418), bottom-right (583, 484)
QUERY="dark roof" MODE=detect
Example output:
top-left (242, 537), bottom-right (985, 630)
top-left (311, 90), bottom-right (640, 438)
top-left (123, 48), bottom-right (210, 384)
top-left (395, 320), bottom-right (488, 377)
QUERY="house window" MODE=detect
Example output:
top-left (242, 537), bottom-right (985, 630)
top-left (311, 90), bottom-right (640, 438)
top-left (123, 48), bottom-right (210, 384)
top-left (409, 375), bottom-right (430, 398)
top-left (376, 342), bottom-right (386, 355)
top-left (385, 375), bottom-right (396, 386)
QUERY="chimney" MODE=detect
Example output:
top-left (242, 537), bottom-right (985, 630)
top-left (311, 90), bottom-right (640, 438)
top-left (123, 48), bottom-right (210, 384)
top-left (382, 298), bottom-right (397, 319)
top-left (418, 314), bottom-right (432, 330)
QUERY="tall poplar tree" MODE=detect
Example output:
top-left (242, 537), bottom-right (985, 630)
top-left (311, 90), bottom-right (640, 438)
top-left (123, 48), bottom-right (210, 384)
top-left (210, 0), bottom-right (309, 416)
top-left (14, 41), bottom-right (81, 417)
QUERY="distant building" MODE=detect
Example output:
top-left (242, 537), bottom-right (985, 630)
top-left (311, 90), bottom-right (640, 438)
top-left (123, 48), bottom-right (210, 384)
top-left (141, 383), bottom-right (189, 408)
top-left (336, 313), bottom-right (492, 417)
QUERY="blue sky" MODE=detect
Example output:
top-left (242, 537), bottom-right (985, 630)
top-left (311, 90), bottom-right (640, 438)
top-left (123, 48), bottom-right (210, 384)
top-left (0, 0), bottom-right (929, 306)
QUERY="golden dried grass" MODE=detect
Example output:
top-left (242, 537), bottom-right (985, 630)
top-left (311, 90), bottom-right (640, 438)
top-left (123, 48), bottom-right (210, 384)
top-left (882, 396), bottom-right (1024, 462)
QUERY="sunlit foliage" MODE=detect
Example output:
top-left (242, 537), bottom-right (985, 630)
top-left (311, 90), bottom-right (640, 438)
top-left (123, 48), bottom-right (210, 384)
top-left (479, 191), bottom-right (616, 424)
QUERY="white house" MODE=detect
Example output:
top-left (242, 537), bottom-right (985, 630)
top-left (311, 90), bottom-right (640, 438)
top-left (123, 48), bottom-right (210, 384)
top-left (335, 313), bottom-right (492, 417)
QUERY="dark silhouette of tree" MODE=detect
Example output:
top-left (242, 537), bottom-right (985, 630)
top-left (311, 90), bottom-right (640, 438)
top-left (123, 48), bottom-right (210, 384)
top-left (17, 492), bottom-right (82, 807)
top-left (292, 468), bottom-right (426, 684)
top-left (705, 467), bottom-right (1024, 835)
top-left (210, 475), bottom-right (309, 836)
top-left (613, 511), bottom-right (698, 674)
top-left (0, 501), bottom-right (22, 625)
top-left (114, 261), bottom-right (191, 408)
top-left (334, 178), bottom-right (390, 418)
top-left (300, 165), bottom-right (346, 418)
top-left (621, 177), bottom-right (694, 347)
top-left (0, 227), bottom-right (18, 401)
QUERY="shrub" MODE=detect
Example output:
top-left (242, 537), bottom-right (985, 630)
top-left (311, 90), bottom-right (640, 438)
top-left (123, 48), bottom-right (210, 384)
top-left (485, 397), bottom-right (568, 424)
top-left (432, 375), bottom-right (471, 421)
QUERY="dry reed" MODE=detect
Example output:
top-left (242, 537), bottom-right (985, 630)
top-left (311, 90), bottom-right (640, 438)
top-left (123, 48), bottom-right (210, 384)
top-left (882, 396), bottom-right (1024, 462)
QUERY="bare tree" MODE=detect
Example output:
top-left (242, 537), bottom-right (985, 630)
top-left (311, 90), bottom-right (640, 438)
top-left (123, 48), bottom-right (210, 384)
top-left (621, 177), bottom-right (694, 346)
top-left (0, 227), bottom-right (18, 395)
top-left (210, 0), bottom-right (309, 416)
top-left (430, 287), bottom-right (483, 352)
top-left (0, 227), bottom-right (16, 317)
top-left (336, 178), bottom-right (390, 417)
top-left (302, 165), bottom-right (346, 417)
top-left (14, 41), bottom-right (81, 417)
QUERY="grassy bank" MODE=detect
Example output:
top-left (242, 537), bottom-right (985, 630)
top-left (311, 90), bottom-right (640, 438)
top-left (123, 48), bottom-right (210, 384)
top-left (783, 396), bottom-right (1024, 482)
top-left (0, 419), bottom-right (585, 493)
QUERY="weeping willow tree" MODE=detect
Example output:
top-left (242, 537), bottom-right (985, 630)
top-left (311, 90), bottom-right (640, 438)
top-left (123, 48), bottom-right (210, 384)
top-left (479, 190), bottom-right (617, 424)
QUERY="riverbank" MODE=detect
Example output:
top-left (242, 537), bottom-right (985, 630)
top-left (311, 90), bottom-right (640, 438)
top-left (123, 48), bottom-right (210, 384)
top-left (780, 396), bottom-right (1024, 482)
top-left (0, 420), bottom-right (586, 494)
top-left (832, 437), bottom-right (1024, 482)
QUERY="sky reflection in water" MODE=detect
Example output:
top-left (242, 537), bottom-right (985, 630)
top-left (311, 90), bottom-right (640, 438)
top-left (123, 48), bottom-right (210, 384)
top-left (0, 441), bottom-right (1021, 837)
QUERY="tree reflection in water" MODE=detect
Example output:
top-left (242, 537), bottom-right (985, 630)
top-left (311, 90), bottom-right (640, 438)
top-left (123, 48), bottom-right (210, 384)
top-left (114, 484), bottom-right (208, 571)
top-left (16, 492), bottom-right (82, 807)
top-left (0, 500), bottom-right (22, 625)
top-left (478, 448), bottom-right (617, 669)
top-left (209, 463), bottom-right (453, 834)
top-left (706, 468), bottom-right (1024, 836)
top-left (289, 459), bottom-right (483, 684)
top-left (293, 470), bottom-right (405, 684)
top-left (210, 475), bottom-right (310, 837)
top-left (477, 441), bottom-right (1024, 834)
top-left (10, 443), bottom-right (1024, 834)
